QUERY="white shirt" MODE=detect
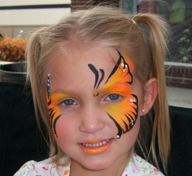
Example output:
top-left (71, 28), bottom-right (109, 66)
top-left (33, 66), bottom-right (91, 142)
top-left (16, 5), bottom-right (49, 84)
top-left (14, 153), bottom-right (164, 176)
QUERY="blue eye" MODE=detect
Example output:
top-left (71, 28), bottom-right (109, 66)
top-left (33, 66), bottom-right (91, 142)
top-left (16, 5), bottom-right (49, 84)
top-left (62, 99), bottom-right (76, 106)
top-left (107, 94), bottom-right (120, 101)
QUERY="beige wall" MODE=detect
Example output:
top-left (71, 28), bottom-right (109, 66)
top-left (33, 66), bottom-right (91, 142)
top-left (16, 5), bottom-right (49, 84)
top-left (0, 0), bottom-right (71, 38)
top-left (0, 26), bottom-right (45, 38)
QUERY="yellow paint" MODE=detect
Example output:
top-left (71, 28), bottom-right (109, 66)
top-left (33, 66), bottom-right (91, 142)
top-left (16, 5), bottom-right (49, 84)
top-left (102, 53), bottom-right (137, 132)
top-left (93, 92), bottom-right (99, 97)
top-left (47, 92), bottom-right (76, 137)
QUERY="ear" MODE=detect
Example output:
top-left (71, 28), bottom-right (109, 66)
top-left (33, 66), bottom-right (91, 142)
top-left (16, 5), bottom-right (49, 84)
top-left (140, 78), bottom-right (158, 116)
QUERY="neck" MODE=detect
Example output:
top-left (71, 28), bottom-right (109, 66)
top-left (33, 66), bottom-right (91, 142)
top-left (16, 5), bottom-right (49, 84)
top-left (69, 154), bottom-right (131, 176)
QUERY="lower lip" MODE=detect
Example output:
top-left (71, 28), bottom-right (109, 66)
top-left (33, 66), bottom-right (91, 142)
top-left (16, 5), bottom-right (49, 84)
top-left (79, 139), bottom-right (113, 155)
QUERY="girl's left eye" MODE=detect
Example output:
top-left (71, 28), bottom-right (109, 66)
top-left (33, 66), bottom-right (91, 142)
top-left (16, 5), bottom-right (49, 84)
top-left (62, 99), bottom-right (76, 106)
top-left (106, 94), bottom-right (121, 101)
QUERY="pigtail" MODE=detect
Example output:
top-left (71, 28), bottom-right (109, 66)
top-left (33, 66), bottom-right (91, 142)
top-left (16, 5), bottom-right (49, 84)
top-left (26, 27), bottom-right (58, 158)
top-left (133, 14), bottom-right (170, 172)
top-left (26, 28), bottom-right (43, 123)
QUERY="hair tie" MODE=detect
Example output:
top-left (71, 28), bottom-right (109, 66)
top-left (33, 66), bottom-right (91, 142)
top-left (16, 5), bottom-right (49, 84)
top-left (131, 19), bottom-right (137, 25)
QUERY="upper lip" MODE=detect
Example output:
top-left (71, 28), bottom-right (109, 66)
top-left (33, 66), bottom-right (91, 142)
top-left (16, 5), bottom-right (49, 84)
top-left (81, 139), bottom-right (111, 144)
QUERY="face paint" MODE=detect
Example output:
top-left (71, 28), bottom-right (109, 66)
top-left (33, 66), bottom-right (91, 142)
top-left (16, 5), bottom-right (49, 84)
top-left (47, 73), bottom-right (75, 138)
top-left (103, 51), bottom-right (138, 138)
top-left (47, 90), bottom-right (78, 138)
top-left (80, 139), bottom-right (111, 155)
top-left (47, 95), bottom-right (62, 137)
top-left (93, 92), bottom-right (99, 97)
top-left (103, 85), bottom-right (138, 139)
top-left (88, 51), bottom-right (138, 139)
top-left (47, 73), bottom-right (61, 137)
top-left (88, 64), bottom-right (105, 89)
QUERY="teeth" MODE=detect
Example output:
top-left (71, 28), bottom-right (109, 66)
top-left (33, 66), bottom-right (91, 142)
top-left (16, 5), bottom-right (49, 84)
top-left (82, 139), bottom-right (110, 147)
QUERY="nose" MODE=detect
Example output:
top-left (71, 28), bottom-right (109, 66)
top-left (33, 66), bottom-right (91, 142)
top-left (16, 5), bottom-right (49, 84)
top-left (79, 105), bottom-right (105, 134)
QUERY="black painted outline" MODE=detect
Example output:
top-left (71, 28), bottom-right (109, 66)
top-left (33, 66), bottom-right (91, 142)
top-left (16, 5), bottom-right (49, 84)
top-left (88, 51), bottom-right (138, 139)
top-left (47, 73), bottom-right (61, 138)
top-left (88, 64), bottom-right (105, 89)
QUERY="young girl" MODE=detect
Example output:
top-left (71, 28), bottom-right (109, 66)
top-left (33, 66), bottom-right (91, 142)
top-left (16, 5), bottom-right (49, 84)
top-left (14, 6), bottom-right (170, 176)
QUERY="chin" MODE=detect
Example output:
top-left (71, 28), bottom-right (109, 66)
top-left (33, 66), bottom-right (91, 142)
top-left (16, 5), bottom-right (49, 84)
top-left (78, 157), bottom-right (114, 171)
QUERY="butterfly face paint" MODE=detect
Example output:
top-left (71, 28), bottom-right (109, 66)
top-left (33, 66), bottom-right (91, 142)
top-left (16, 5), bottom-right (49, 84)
top-left (88, 51), bottom-right (138, 139)
top-left (47, 74), bottom-right (78, 137)
top-left (47, 74), bottom-right (75, 137)
top-left (88, 64), bottom-right (104, 97)
top-left (47, 74), bottom-right (61, 137)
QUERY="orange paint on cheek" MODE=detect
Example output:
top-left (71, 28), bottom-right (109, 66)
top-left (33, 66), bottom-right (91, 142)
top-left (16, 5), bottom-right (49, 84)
top-left (47, 93), bottom-right (74, 137)
top-left (103, 85), bottom-right (137, 133)
top-left (102, 52), bottom-right (138, 138)
top-left (105, 95), bottom-right (137, 132)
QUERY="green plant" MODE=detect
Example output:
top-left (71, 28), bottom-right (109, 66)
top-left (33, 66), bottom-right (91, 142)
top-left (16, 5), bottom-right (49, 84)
top-left (178, 28), bottom-right (192, 63)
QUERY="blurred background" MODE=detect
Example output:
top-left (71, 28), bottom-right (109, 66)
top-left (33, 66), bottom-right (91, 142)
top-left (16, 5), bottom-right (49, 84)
top-left (0, 0), bottom-right (191, 108)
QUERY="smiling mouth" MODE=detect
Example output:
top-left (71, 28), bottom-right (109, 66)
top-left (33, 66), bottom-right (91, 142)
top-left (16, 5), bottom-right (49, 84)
top-left (80, 139), bottom-right (112, 155)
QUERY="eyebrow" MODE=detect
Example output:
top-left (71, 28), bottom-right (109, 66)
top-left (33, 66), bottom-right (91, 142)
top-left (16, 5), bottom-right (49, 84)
top-left (102, 81), bottom-right (131, 93)
top-left (50, 89), bottom-right (78, 97)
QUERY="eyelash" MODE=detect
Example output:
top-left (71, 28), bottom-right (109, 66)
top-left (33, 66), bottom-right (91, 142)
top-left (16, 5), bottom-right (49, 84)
top-left (58, 93), bottom-right (123, 107)
top-left (60, 99), bottom-right (77, 107)
top-left (105, 94), bottom-right (123, 102)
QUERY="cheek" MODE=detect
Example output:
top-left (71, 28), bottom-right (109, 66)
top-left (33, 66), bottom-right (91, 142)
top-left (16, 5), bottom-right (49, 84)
top-left (105, 99), bottom-right (128, 116)
top-left (121, 116), bottom-right (140, 147)
top-left (55, 116), bottom-right (76, 142)
top-left (104, 95), bottom-right (138, 133)
top-left (47, 98), bottom-right (62, 137)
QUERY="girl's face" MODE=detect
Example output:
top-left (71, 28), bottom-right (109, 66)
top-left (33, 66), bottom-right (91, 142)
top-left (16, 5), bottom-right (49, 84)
top-left (47, 46), bottom-right (143, 172)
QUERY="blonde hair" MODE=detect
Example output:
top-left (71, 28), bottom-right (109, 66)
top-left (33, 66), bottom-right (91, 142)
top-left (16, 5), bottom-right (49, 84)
top-left (26, 6), bottom-right (170, 173)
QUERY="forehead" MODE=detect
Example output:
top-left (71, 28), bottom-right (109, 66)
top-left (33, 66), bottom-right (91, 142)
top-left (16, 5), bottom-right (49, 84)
top-left (48, 46), bottom-right (131, 91)
top-left (62, 45), bottom-right (119, 67)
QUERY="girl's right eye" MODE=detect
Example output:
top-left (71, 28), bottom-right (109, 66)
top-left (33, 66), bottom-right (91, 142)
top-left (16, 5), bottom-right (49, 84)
top-left (61, 99), bottom-right (76, 106)
top-left (108, 94), bottom-right (120, 101)
top-left (105, 94), bottom-right (121, 101)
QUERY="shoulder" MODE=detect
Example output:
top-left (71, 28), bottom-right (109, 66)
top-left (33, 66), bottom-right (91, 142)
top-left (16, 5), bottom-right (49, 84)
top-left (14, 156), bottom-right (70, 176)
top-left (122, 153), bottom-right (164, 176)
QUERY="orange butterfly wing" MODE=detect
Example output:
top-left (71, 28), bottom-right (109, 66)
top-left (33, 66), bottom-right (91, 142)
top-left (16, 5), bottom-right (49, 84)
top-left (103, 52), bottom-right (138, 138)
